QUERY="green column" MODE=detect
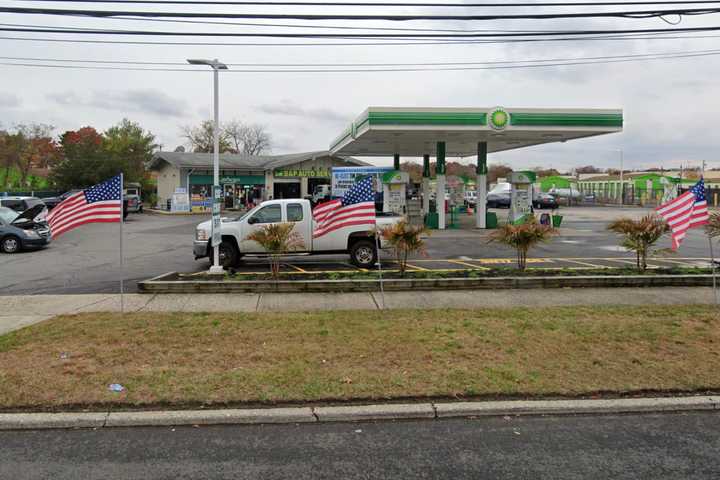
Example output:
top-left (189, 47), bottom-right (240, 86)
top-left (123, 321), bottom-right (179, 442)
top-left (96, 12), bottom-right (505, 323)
top-left (476, 142), bottom-right (488, 175)
top-left (423, 154), bottom-right (430, 177)
top-left (436, 142), bottom-right (446, 174)
top-left (393, 153), bottom-right (400, 170)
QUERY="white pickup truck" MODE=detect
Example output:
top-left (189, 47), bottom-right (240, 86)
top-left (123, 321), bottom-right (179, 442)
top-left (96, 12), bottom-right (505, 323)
top-left (193, 198), bottom-right (402, 269)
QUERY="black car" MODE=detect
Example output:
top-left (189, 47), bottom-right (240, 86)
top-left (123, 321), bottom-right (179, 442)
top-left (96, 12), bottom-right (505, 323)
top-left (486, 191), bottom-right (511, 208)
top-left (533, 192), bottom-right (559, 210)
top-left (42, 190), bottom-right (82, 211)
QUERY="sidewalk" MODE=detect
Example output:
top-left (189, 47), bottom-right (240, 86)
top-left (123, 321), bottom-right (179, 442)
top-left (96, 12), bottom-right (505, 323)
top-left (1, 287), bottom-right (717, 336)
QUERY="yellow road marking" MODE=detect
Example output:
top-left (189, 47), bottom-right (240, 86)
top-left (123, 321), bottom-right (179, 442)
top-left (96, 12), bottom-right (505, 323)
top-left (560, 258), bottom-right (610, 268)
top-left (446, 259), bottom-right (490, 270)
top-left (405, 263), bottom-right (429, 271)
top-left (285, 263), bottom-right (307, 273)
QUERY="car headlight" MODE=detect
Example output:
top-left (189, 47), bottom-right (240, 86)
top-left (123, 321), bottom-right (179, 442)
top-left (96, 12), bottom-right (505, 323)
top-left (196, 229), bottom-right (209, 241)
top-left (23, 230), bottom-right (40, 239)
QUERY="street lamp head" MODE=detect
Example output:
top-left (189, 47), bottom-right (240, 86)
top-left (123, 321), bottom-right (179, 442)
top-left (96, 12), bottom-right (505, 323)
top-left (186, 58), bottom-right (228, 70)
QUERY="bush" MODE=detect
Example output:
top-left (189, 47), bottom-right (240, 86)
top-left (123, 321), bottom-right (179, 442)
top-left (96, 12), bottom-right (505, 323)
top-left (607, 214), bottom-right (669, 271)
top-left (377, 219), bottom-right (428, 277)
top-left (487, 216), bottom-right (556, 270)
top-left (245, 223), bottom-right (304, 279)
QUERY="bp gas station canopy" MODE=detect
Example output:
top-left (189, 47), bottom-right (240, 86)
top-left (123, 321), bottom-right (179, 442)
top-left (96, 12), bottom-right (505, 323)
top-left (330, 107), bottom-right (623, 157)
top-left (329, 106), bottom-right (623, 230)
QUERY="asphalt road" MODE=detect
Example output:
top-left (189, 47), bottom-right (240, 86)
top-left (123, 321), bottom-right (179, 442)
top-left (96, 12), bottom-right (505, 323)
top-left (1, 412), bottom-right (719, 479)
top-left (0, 206), bottom-right (713, 295)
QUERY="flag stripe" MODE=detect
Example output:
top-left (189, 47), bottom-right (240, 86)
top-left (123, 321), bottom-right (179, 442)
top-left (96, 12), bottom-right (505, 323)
top-left (47, 176), bottom-right (122, 239)
top-left (49, 202), bottom-right (121, 228)
top-left (312, 176), bottom-right (376, 239)
top-left (312, 218), bottom-right (377, 238)
top-left (52, 216), bottom-right (123, 238)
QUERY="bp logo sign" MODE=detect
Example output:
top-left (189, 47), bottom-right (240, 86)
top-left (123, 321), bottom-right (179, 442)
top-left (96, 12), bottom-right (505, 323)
top-left (489, 107), bottom-right (509, 130)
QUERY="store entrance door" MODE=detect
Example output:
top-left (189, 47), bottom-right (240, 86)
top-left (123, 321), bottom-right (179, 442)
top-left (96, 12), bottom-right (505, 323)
top-left (273, 182), bottom-right (301, 199)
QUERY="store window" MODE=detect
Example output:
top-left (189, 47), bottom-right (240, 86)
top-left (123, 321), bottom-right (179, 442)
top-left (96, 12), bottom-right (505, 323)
top-left (250, 204), bottom-right (281, 224)
top-left (287, 203), bottom-right (303, 222)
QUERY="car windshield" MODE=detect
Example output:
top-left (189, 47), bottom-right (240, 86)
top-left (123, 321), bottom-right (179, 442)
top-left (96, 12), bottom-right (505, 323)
top-left (0, 207), bottom-right (19, 224)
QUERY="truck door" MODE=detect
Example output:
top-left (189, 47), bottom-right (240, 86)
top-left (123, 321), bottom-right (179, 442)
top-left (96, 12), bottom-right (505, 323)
top-left (285, 202), bottom-right (311, 252)
top-left (240, 203), bottom-right (282, 253)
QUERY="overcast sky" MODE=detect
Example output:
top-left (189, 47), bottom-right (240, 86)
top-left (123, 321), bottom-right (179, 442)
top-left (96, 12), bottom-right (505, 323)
top-left (1, 0), bottom-right (719, 172)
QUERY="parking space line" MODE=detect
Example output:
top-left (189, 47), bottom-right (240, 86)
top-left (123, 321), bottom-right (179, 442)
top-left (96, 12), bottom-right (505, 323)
top-left (285, 263), bottom-right (307, 273)
top-left (603, 258), bottom-right (637, 265)
top-left (446, 259), bottom-right (490, 270)
top-left (655, 258), bottom-right (708, 267)
top-left (405, 263), bottom-right (429, 271)
top-left (561, 258), bottom-right (610, 268)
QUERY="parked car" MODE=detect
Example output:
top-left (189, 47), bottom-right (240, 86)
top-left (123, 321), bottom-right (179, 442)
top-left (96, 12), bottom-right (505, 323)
top-left (124, 182), bottom-right (143, 213)
top-left (41, 190), bottom-right (82, 211)
top-left (0, 205), bottom-right (52, 253)
top-left (194, 199), bottom-right (401, 269)
top-left (533, 192), bottom-right (559, 210)
top-left (486, 191), bottom-right (511, 208)
top-left (0, 196), bottom-right (46, 214)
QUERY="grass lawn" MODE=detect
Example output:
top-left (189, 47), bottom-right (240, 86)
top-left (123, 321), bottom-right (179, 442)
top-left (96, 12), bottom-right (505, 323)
top-left (0, 305), bottom-right (718, 411)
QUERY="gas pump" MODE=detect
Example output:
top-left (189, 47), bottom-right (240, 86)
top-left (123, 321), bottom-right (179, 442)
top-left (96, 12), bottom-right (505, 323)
top-left (508, 171), bottom-right (536, 224)
top-left (382, 170), bottom-right (410, 215)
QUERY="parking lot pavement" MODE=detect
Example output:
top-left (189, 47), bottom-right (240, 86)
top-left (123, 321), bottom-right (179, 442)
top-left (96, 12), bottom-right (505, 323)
top-left (0, 206), bottom-right (715, 295)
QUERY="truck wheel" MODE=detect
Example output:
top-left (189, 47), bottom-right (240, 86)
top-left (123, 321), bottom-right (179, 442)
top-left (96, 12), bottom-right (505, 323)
top-left (1, 235), bottom-right (21, 254)
top-left (350, 239), bottom-right (377, 268)
top-left (218, 240), bottom-right (240, 268)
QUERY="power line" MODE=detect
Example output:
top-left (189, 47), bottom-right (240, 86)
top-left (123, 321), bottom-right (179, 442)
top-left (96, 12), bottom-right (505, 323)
top-left (4, 24), bottom-right (720, 37)
top-left (14, 0), bottom-right (720, 7)
top-left (3, 5), bottom-right (720, 21)
top-left (3, 47), bottom-right (720, 66)
top-left (3, 30), bottom-right (719, 46)
top-left (3, 49), bottom-right (720, 72)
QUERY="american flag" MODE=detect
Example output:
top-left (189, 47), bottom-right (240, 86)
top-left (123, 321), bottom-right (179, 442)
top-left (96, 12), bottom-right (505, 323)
top-left (313, 176), bottom-right (376, 238)
top-left (656, 178), bottom-right (709, 250)
top-left (47, 175), bottom-right (123, 239)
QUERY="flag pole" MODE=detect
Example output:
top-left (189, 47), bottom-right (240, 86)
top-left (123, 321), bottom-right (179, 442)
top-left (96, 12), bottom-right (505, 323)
top-left (120, 173), bottom-right (125, 314)
top-left (373, 176), bottom-right (385, 310)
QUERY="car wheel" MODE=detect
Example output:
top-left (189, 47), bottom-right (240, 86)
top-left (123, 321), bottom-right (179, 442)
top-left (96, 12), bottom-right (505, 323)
top-left (350, 239), bottom-right (377, 268)
top-left (218, 239), bottom-right (240, 269)
top-left (1, 235), bottom-right (21, 254)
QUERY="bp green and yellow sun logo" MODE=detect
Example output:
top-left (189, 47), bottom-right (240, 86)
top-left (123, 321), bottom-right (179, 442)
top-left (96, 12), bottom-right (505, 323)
top-left (489, 107), bottom-right (509, 130)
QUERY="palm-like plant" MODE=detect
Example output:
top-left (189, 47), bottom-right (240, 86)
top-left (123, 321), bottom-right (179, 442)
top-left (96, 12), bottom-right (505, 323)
top-left (488, 216), bottom-right (556, 270)
top-left (377, 219), bottom-right (428, 277)
top-left (705, 211), bottom-right (720, 239)
top-left (245, 223), bottom-right (304, 279)
top-left (607, 214), bottom-right (670, 271)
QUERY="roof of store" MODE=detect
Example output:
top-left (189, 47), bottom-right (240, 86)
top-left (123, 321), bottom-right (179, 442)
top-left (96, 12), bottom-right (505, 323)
top-left (148, 150), bottom-right (367, 171)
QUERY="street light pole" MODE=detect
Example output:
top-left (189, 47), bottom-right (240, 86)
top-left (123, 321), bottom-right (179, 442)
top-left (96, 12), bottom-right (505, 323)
top-left (187, 58), bottom-right (228, 275)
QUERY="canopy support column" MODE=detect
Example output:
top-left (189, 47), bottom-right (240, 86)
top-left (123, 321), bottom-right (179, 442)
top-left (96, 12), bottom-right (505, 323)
top-left (422, 154), bottom-right (430, 216)
top-left (476, 141), bottom-right (488, 229)
top-left (436, 141), bottom-right (446, 230)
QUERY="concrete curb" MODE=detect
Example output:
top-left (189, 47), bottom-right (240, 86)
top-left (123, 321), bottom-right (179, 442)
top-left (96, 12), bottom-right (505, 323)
top-left (0, 397), bottom-right (717, 431)
top-left (138, 273), bottom-right (715, 294)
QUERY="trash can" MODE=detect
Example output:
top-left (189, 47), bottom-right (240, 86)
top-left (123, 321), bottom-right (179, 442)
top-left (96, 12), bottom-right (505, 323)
top-left (485, 211), bottom-right (498, 229)
top-left (552, 215), bottom-right (563, 228)
top-left (425, 212), bottom-right (439, 229)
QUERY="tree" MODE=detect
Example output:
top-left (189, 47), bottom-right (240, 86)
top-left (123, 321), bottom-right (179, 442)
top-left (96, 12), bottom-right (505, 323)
top-left (488, 217), bottom-right (556, 270)
top-left (400, 161), bottom-right (423, 182)
top-left (51, 127), bottom-right (106, 189)
top-left (377, 219), bottom-right (428, 277)
top-left (488, 164), bottom-right (513, 184)
top-left (607, 215), bottom-right (669, 271)
top-left (180, 120), bottom-right (232, 153)
top-left (575, 165), bottom-right (602, 174)
top-left (225, 120), bottom-right (271, 155)
top-left (244, 223), bottom-right (304, 278)
top-left (104, 119), bottom-right (158, 184)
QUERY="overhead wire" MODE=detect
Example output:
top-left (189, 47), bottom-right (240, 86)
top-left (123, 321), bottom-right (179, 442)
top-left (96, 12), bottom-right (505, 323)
top-left (13, 0), bottom-right (720, 7)
top-left (3, 49), bottom-right (720, 72)
top-left (3, 5), bottom-right (720, 21)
